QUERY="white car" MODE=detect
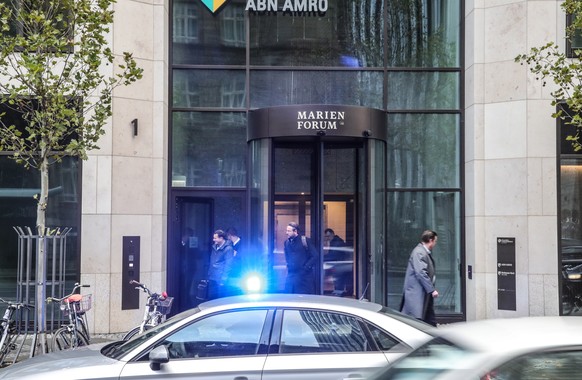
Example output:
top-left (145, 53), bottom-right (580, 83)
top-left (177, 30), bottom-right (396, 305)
top-left (0, 294), bottom-right (435, 380)
top-left (372, 316), bottom-right (582, 380)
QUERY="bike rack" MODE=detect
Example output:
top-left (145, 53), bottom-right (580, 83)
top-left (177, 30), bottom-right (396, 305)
top-left (12, 226), bottom-right (72, 359)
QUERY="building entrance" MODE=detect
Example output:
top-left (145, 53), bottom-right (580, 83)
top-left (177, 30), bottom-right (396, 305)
top-left (272, 143), bottom-right (362, 297)
top-left (247, 105), bottom-right (387, 303)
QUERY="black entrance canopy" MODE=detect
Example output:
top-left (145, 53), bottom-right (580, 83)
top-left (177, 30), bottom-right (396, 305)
top-left (247, 105), bottom-right (387, 141)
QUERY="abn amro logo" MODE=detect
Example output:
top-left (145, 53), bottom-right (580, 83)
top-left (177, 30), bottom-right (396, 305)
top-left (200, 0), bottom-right (229, 14)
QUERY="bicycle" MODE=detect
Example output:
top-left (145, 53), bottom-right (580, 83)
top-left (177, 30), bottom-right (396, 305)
top-left (47, 283), bottom-right (92, 351)
top-left (0, 299), bottom-right (34, 366)
top-left (122, 280), bottom-right (173, 340)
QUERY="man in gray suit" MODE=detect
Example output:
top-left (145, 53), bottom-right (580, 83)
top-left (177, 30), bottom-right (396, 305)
top-left (400, 230), bottom-right (439, 326)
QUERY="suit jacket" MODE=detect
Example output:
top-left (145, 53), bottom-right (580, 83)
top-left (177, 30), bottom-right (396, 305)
top-left (400, 243), bottom-right (436, 319)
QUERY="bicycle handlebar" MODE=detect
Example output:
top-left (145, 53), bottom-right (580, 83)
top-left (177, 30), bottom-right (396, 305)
top-left (46, 282), bottom-right (91, 303)
top-left (0, 298), bottom-right (35, 309)
top-left (129, 280), bottom-right (168, 300)
top-left (130, 280), bottom-right (151, 294)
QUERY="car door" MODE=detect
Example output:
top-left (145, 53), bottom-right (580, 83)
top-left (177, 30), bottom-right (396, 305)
top-left (262, 308), bottom-right (389, 380)
top-left (119, 308), bottom-right (272, 380)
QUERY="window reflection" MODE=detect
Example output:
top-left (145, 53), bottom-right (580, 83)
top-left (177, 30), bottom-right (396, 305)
top-left (222, 6), bottom-right (245, 47)
top-left (173, 1), bottom-right (199, 44)
top-left (250, 1), bottom-right (384, 67)
top-left (386, 191), bottom-right (461, 314)
top-left (386, 0), bottom-right (460, 67)
top-left (172, 0), bottom-right (246, 65)
top-left (387, 114), bottom-right (460, 189)
top-left (0, 156), bottom-right (80, 298)
top-left (250, 71), bottom-right (382, 108)
top-left (172, 112), bottom-right (247, 187)
top-left (561, 159), bottom-right (582, 316)
top-left (160, 309), bottom-right (268, 358)
top-left (173, 70), bottom-right (246, 109)
top-left (387, 72), bottom-right (460, 110)
top-left (280, 309), bottom-right (369, 353)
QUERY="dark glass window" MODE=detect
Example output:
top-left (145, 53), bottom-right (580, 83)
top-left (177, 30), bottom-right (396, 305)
top-left (0, 102), bottom-right (80, 298)
top-left (250, 70), bottom-right (383, 108)
top-left (386, 0), bottom-right (461, 67)
top-left (250, 1), bottom-right (384, 67)
top-left (386, 191), bottom-right (461, 314)
top-left (387, 72), bottom-right (460, 110)
top-left (567, 13), bottom-right (582, 58)
top-left (0, 156), bottom-right (80, 298)
top-left (173, 70), bottom-right (246, 109)
top-left (560, 158), bottom-right (582, 316)
top-left (172, 112), bottom-right (247, 188)
top-left (387, 113), bottom-right (460, 188)
top-left (0, 0), bottom-right (72, 46)
top-left (559, 110), bottom-right (582, 155)
top-left (158, 309), bottom-right (269, 358)
top-left (368, 324), bottom-right (401, 351)
top-left (172, 0), bottom-right (246, 65)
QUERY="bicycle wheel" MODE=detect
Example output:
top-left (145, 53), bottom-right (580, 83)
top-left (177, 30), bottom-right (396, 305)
top-left (76, 317), bottom-right (90, 344)
top-left (52, 327), bottom-right (90, 351)
top-left (0, 328), bottom-right (16, 365)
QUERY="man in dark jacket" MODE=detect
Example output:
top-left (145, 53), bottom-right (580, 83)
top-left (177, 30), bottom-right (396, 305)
top-left (207, 229), bottom-right (235, 300)
top-left (284, 222), bottom-right (318, 294)
top-left (226, 227), bottom-right (243, 295)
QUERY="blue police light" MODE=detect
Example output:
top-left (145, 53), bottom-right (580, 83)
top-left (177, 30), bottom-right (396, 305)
top-left (243, 273), bottom-right (263, 294)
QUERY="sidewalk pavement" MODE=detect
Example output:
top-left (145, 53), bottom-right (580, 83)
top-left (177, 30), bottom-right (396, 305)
top-left (1, 332), bottom-right (126, 368)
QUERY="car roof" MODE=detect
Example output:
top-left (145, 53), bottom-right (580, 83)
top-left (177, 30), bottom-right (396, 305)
top-left (438, 316), bottom-right (582, 352)
top-left (198, 293), bottom-right (385, 313)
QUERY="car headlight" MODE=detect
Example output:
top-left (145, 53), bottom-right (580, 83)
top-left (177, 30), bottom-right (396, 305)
top-left (568, 273), bottom-right (582, 280)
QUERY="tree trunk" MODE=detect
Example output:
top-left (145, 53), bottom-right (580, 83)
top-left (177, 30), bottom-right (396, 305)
top-left (35, 148), bottom-right (49, 353)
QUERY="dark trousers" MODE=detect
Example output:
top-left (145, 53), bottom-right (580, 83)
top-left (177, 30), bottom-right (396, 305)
top-left (285, 270), bottom-right (315, 294)
top-left (423, 295), bottom-right (437, 327)
top-left (207, 280), bottom-right (226, 300)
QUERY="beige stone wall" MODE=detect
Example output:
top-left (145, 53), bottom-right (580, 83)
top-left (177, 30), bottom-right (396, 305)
top-left (80, 0), bottom-right (169, 334)
top-left (465, 0), bottom-right (560, 320)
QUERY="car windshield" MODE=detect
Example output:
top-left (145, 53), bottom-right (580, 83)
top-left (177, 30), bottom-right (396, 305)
top-left (376, 337), bottom-right (471, 379)
top-left (101, 308), bottom-right (201, 360)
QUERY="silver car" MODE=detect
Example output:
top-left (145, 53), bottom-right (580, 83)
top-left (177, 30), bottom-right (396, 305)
top-left (372, 316), bottom-right (582, 380)
top-left (0, 294), bottom-right (434, 380)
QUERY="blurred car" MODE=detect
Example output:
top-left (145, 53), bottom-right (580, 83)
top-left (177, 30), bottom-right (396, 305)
top-left (371, 316), bottom-right (582, 380)
top-left (324, 245), bottom-right (354, 296)
top-left (0, 293), bottom-right (435, 380)
top-left (561, 238), bottom-right (582, 315)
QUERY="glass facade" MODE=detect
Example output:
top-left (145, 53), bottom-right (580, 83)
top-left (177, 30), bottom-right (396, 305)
top-left (172, 112), bottom-right (247, 187)
top-left (0, 154), bottom-right (80, 298)
top-left (560, 117), bottom-right (582, 316)
top-left (171, 0), bottom-right (462, 319)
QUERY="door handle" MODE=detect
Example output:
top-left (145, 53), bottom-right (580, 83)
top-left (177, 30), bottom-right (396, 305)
top-left (233, 377), bottom-right (248, 380)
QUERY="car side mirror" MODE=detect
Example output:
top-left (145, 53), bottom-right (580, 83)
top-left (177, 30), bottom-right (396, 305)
top-left (149, 345), bottom-right (170, 371)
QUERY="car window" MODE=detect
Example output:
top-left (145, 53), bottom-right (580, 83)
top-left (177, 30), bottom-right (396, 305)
top-left (102, 308), bottom-right (201, 360)
top-left (157, 309), bottom-right (269, 359)
top-left (279, 309), bottom-right (370, 353)
top-left (367, 323), bottom-right (402, 351)
top-left (487, 349), bottom-right (582, 380)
